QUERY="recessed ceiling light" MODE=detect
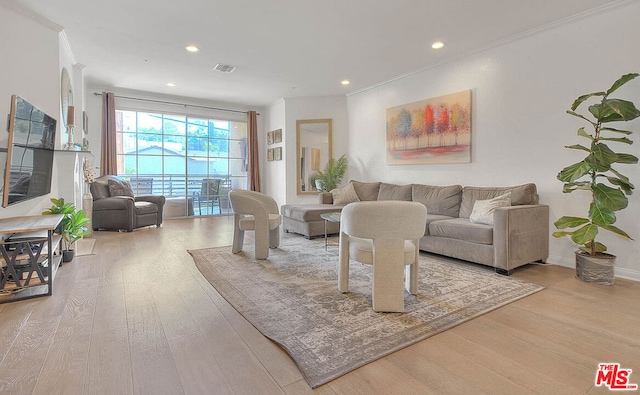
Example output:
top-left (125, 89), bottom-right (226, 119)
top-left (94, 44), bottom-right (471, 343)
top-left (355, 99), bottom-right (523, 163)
top-left (185, 45), bottom-right (199, 52)
top-left (431, 41), bottom-right (445, 49)
top-left (166, 82), bottom-right (176, 87)
top-left (341, 80), bottom-right (350, 85)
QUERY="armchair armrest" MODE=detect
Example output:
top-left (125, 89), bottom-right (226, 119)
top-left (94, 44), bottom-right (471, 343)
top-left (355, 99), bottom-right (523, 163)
top-left (136, 195), bottom-right (166, 224)
top-left (493, 204), bottom-right (549, 271)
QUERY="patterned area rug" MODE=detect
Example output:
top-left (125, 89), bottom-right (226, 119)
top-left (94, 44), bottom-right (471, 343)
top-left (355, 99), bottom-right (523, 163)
top-left (188, 237), bottom-right (544, 388)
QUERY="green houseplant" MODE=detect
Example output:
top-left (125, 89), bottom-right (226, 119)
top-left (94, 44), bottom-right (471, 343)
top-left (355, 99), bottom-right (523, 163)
top-left (553, 73), bottom-right (640, 284)
top-left (313, 154), bottom-right (348, 192)
top-left (43, 198), bottom-right (90, 262)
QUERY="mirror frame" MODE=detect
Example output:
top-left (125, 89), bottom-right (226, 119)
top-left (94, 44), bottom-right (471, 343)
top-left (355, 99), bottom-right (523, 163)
top-left (296, 119), bottom-right (333, 195)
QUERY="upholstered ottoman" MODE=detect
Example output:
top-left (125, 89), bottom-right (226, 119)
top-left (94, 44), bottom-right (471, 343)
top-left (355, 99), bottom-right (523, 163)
top-left (281, 204), bottom-right (343, 238)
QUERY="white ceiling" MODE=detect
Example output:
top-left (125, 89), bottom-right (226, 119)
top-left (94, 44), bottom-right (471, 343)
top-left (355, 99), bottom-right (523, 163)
top-left (13, 0), bottom-right (625, 107)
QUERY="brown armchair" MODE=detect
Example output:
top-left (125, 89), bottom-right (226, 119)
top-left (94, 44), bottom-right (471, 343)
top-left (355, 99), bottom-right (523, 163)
top-left (90, 175), bottom-right (166, 232)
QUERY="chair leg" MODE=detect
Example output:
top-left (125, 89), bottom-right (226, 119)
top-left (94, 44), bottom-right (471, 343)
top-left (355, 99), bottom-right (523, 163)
top-left (254, 223), bottom-right (270, 260)
top-left (269, 227), bottom-right (280, 248)
top-left (338, 231), bottom-right (350, 293)
top-left (232, 215), bottom-right (244, 254)
top-left (406, 241), bottom-right (419, 294)
top-left (372, 240), bottom-right (405, 312)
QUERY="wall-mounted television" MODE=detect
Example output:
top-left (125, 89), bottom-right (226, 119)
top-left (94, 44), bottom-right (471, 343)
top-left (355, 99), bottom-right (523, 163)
top-left (2, 95), bottom-right (56, 207)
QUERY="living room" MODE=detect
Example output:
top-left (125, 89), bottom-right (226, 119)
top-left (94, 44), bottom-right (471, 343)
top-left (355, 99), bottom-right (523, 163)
top-left (1, 0), bottom-right (639, 393)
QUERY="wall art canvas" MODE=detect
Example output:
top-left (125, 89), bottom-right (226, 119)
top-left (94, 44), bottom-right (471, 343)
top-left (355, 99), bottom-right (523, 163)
top-left (267, 131), bottom-right (274, 145)
top-left (274, 129), bottom-right (282, 143)
top-left (386, 89), bottom-right (471, 164)
top-left (267, 148), bottom-right (274, 161)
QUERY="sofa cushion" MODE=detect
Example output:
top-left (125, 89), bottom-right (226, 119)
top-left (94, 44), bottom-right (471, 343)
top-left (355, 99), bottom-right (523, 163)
top-left (428, 218), bottom-right (493, 245)
top-left (135, 201), bottom-right (158, 215)
top-left (412, 184), bottom-right (462, 217)
top-left (350, 180), bottom-right (381, 201)
top-left (459, 183), bottom-right (538, 218)
top-left (424, 214), bottom-right (457, 235)
top-left (108, 179), bottom-right (134, 198)
top-left (469, 192), bottom-right (511, 226)
top-left (377, 183), bottom-right (412, 201)
top-left (331, 183), bottom-right (360, 205)
top-left (281, 204), bottom-right (343, 222)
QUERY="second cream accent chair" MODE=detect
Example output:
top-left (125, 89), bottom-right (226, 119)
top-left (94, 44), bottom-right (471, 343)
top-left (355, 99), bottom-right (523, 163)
top-left (338, 201), bottom-right (427, 312)
top-left (229, 189), bottom-right (282, 260)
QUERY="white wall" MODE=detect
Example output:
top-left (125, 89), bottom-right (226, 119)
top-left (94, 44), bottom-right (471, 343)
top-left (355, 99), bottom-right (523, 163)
top-left (346, 2), bottom-right (640, 280)
top-left (0, 4), bottom-right (64, 218)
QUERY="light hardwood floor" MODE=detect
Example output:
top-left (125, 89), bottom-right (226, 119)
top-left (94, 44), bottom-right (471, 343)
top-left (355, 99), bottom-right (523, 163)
top-left (0, 216), bottom-right (638, 394)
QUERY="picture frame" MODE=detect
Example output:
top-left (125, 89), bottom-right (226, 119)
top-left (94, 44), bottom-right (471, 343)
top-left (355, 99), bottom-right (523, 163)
top-left (82, 111), bottom-right (89, 151)
top-left (274, 129), bottom-right (282, 143)
top-left (267, 131), bottom-right (274, 145)
top-left (267, 148), bottom-right (274, 161)
top-left (274, 146), bottom-right (282, 161)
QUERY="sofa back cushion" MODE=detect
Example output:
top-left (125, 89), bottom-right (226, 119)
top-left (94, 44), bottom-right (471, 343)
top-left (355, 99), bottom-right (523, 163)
top-left (377, 183), bottom-right (412, 201)
top-left (459, 183), bottom-right (539, 218)
top-left (412, 184), bottom-right (462, 217)
top-left (350, 180), bottom-right (381, 201)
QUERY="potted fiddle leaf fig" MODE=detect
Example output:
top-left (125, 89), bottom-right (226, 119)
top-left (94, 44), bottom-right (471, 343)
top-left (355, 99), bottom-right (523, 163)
top-left (313, 154), bottom-right (348, 192)
top-left (553, 73), bottom-right (640, 285)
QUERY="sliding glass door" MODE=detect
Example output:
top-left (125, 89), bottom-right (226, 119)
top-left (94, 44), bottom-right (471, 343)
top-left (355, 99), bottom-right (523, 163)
top-left (115, 110), bottom-right (248, 217)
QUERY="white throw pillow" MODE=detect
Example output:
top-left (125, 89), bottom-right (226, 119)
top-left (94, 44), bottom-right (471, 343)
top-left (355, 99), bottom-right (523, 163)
top-left (469, 192), bottom-right (511, 226)
top-left (331, 183), bottom-right (361, 205)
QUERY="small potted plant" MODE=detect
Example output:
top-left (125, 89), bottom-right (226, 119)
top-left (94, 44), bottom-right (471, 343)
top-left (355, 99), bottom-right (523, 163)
top-left (314, 154), bottom-right (348, 192)
top-left (43, 198), bottom-right (90, 262)
top-left (553, 73), bottom-right (640, 284)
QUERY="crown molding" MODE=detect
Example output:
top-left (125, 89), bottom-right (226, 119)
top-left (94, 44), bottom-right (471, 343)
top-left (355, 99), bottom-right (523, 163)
top-left (0, 1), bottom-right (63, 32)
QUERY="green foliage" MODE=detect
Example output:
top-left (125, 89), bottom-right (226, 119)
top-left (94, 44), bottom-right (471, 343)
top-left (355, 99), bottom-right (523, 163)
top-left (314, 155), bottom-right (348, 192)
top-left (554, 73), bottom-right (640, 255)
top-left (42, 198), bottom-right (90, 250)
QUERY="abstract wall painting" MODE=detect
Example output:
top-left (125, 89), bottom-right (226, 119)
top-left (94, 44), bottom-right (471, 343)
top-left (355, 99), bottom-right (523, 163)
top-left (386, 89), bottom-right (471, 165)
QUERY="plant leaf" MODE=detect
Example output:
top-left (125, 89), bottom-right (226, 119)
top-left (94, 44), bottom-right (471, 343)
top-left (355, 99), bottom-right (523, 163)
top-left (552, 230), bottom-right (573, 238)
top-left (586, 143), bottom-right (616, 172)
top-left (570, 92), bottom-right (606, 111)
top-left (599, 136), bottom-right (632, 145)
top-left (598, 99), bottom-right (640, 123)
top-left (606, 176), bottom-right (634, 195)
top-left (593, 183), bottom-right (628, 211)
top-left (589, 203), bottom-right (615, 226)
top-left (566, 110), bottom-right (596, 126)
top-left (565, 144), bottom-right (590, 152)
top-left (557, 161), bottom-right (591, 182)
top-left (606, 73), bottom-right (639, 95)
top-left (584, 241), bottom-right (608, 253)
top-left (554, 216), bottom-right (589, 229)
top-left (614, 153), bottom-right (639, 164)
top-left (600, 224), bottom-right (632, 239)
top-left (601, 126), bottom-right (633, 135)
top-left (571, 223), bottom-right (598, 245)
top-left (562, 181), bottom-right (591, 193)
top-left (576, 127), bottom-right (593, 141)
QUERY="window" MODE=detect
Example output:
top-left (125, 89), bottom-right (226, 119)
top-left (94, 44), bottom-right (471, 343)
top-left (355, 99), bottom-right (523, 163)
top-left (115, 110), bottom-right (248, 216)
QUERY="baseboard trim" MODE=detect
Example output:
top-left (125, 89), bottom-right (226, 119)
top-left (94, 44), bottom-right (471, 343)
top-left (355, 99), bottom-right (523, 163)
top-left (546, 254), bottom-right (640, 282)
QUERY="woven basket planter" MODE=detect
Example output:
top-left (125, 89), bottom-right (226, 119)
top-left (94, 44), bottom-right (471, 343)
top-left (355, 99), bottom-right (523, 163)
top-left (575, 251), bottom-right (615, 285)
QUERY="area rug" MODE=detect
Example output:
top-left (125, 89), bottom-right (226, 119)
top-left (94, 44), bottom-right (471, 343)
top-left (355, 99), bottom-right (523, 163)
top-left (188, 237), bottom-right (544, 388)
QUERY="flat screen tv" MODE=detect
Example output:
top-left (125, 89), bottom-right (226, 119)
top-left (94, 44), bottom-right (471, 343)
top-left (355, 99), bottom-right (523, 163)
top-left (2, 95), bottom-right (56, 207)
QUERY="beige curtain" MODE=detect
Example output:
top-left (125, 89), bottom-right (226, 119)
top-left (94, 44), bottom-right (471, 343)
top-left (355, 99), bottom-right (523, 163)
top-left (100, 91), bottom-right (117, 176)
top-left (248, 110), bottom-right (261, 191)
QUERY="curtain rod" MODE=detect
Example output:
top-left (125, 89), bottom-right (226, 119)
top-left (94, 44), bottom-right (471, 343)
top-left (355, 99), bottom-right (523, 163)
top-left (92, 92), bottom-right (259, 115)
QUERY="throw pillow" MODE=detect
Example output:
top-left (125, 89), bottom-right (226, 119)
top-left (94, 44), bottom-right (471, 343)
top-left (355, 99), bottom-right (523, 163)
top-left (108, 179), bottom-right (134, 197)
top-left (469, 192), bottom-right (511, 226)
top-left (349, 180), bottom-right (381, 201)
top-left (331, 183), bottom-right (361, 205)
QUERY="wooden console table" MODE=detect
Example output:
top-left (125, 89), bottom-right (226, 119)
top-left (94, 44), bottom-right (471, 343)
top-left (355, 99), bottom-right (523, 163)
top-left (0, 215), bottom-right (63, 303)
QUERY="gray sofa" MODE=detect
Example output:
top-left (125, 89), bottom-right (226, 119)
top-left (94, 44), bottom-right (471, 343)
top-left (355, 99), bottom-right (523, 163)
top-left (281, 180), bottom-right (549, 274)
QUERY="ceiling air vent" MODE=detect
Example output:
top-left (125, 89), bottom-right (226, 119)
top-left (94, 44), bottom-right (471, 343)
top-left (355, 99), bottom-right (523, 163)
top-left (213, 63), bottom-right (236, 73)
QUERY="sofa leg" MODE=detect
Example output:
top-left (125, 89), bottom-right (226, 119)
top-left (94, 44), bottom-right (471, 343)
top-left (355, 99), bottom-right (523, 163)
top-left (495, 268), bottom-right (513, 276)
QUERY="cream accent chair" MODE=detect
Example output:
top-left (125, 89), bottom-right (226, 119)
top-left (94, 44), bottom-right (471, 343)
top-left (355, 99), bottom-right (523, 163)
top-left (339, 201), bottom-right (427, 312)
top-left (229, 189), bottom-right (282, 260)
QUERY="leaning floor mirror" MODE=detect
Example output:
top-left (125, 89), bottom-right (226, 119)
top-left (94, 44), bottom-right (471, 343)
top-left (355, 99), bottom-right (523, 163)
top-left (296, 119), bottom-right (332, 195)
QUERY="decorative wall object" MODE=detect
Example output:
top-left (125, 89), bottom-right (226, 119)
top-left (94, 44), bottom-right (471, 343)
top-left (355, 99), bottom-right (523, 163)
top-left (274, 129), bottom-right (282, 143)
top-left (82, 111), bottom-right (89, 151)
top-left (386, 89), bottom-right (471, 164)
top-left (267, 131), bottom-right (274, 145)
top-left (267, 148), bottom-right (274, 161)
top-left (274, 147), bottom-right (282, 161)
